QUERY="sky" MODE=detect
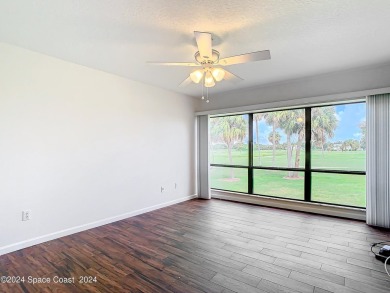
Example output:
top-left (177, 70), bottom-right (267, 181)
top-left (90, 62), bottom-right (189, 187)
top-left (333, 103), bottom-right (366, 142)
top-left (253, 102), bottom-right (366, 145)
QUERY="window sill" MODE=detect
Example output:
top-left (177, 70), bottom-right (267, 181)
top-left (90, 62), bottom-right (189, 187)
top-left (211, 189), bottom-right (366, 221)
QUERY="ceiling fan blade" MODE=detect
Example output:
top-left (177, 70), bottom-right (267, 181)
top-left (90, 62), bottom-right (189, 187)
top-left (194, 31), bottom-right (212, 60)
top-left (223, 69), bottom-right (243, 83)
top-left (219, 50), bottom-right (271, 66)
top-left (147, 62), bottom-right (200, 67)
top-left (179, 76), bottom-right (193, 87)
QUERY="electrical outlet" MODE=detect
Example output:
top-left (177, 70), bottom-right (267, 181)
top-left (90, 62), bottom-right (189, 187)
top-left (174, 183), bottom-right (177, 189)
top-left (161, 187), bottom-right (165, 193)
top-left (22, 210), bottom-right (31, 221)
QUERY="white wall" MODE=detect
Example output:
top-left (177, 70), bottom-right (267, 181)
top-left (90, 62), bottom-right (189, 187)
top-left (196, 63), bottom-right (390, 112)
top-left (0, 43), bottom-right (196, 254)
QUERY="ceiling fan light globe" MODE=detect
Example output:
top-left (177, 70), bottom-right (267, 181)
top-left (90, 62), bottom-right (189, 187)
top-left (190, 70), bottom-right (204, 83)
top-left (204, 71), bottom-right (215, 87)
top-left (211, 68), bottom-right (225, 82)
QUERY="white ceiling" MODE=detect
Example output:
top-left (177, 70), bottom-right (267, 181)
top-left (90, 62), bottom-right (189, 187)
top-left (1, 0), bottom-right (390, 97)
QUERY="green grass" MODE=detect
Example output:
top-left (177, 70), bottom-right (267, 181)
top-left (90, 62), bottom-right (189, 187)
top-left (211, 148), bottom-right (365, 170)
top-left (253, 170), bottom-right (304, 200)
top-left (210, 148), bottom-right (366, 207)
top-left (211, 167), bottom-right (248, 193)
top-left (312, 173), bottom-right (366, 207)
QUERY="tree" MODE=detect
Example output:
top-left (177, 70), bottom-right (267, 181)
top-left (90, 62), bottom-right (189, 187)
top-left (265, 112), bottom-right (282, 166)
top-left (253, 113), bottom-right (263, 164)
top-left (210, 116), bottom-right (247, 178)
top-left (341, 139), bottom-right (360, 151)
top-left (278, 109), bottom-right (305, 178)
top-left (311, 107), bottom-right (338, 154)
top-left (359, 120), bottom-right (366, 150)
top-left (268, 130), bottom-right (281, 146)
top-left (350, 139), bottom-right (360, 151)
top-left (326, 142), bottom-right (335, 151)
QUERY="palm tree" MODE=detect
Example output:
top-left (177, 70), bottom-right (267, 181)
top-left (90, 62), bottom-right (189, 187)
top-left (277, 111), bottom-right (293, 176)
top-left (268, 130), bottom-right (281, 146)
top-left (265, 112), bottom-right (282, 166)
top-left (253, 113), bottom-right (263, 164)
top-left (210, 115), bottom-right (247, 178)
top-left (359, 120), bottom-right (366, 150)
top-left (311, 107), bottom-right (338, 155)
top-left (293, 112), bottom-right (305, 174)
top-left (278, 109), bottom-right (305, 177)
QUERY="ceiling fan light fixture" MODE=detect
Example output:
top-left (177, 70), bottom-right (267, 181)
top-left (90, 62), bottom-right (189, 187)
top-left (149, 31), bottom-right (270, 93)
top-left (204, 71), bottom-right (215, 87)
top-left (211, 68), bottom-right (225, 82)
top-left (190, 70), bottom-right (204, 83)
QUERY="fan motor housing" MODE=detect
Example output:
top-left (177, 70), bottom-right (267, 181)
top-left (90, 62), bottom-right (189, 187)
top-left (195, 50), bottom-right (220, 65)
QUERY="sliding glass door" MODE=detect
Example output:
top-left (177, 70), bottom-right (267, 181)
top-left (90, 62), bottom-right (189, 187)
top-left (210, 114), bottom-right (249, 193)
top-left (310, 103), bottom-right (366, 207)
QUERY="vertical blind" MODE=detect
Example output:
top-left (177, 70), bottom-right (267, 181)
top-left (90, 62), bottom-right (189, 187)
top-left (366, 94), bottom-right (390, 228)
top-left (198, 115), bottom-right (210, 199)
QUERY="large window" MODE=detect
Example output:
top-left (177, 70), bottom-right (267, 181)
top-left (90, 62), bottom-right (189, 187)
top-left (210, 102), bottom-right (366, 208)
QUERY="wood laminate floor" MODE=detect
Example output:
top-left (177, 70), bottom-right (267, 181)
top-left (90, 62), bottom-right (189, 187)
top-left (1, 199), bottom-right (390, 293)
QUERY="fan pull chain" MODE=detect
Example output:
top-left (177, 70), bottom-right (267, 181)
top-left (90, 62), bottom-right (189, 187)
top-left (201, 75), bottom-right (205, 100)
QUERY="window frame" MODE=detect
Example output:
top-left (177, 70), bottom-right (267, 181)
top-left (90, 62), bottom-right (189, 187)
top-left (209, 101), bottom-right (366, 209)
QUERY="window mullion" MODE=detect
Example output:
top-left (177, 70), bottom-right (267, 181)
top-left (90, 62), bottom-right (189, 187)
top-left (304, 107), bottom-right (312, 202)
top-left (248, 113), bottom-right (254, 194)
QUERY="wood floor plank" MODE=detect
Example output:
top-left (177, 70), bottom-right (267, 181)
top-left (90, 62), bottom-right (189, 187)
top-left (309, 238), bottom-right (364, 252)
top-left (261, 248), bottom-right (321, 269)
top-left (249, 240), bottom-right (303, 256)
top-left (243, 265), bottom-right (315, 293)
top-left (163, 255), bottom-right (217, 281)
top-left (327, 247), bottom-right (374, 262)
top-left (314, 287), bottom-right (333, 293)
top-left (201, 259), bottom-right (262, 287)
top-left (321, 263), bottom-right (390, 291)
top-left (287, 243), bottom-right (348, 261)
top-left (222, 244), bottom-right (276, 264)
top-left (274, 258), bottom-right (345, 285)
top-left (370, 268), bottom-right (390, 281)
top-left (344, 278), bottom-right (390, 293)
top-left (289, 271), bottom-right (360, 293)
top-left (210, 273), bottom-right (266, 293)
top-left (346, 257), bottom-right (388, 272)
top-left (229, 253), bottom-right (291, 277)
top-left (300, 251), bottom-right (347, 266)
top-left (258, 279), bottom-right (302, 293)
top-left (162, 261), bottom-right (224, 293)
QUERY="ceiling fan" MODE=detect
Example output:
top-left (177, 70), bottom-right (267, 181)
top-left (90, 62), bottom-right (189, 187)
top-left (148, 31), bottom-right (271, 90)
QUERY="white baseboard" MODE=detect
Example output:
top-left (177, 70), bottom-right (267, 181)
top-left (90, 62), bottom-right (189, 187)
top-left (0, 194), bottom-right (197, 256)
top-left (212, 190), bottom-right (366, 221)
